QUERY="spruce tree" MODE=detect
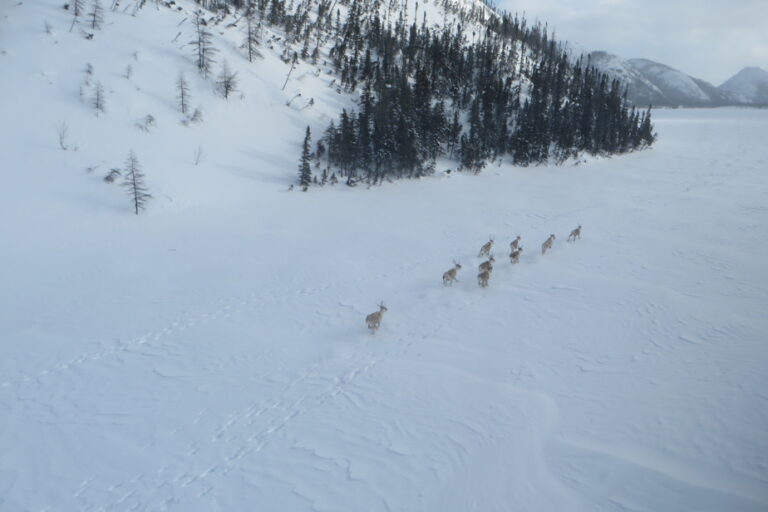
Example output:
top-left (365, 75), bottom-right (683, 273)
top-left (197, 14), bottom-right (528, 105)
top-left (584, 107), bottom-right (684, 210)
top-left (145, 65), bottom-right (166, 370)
top-left (121, 150), bottom-right (152, 215)
top-left (298, 126), bottom-right (312, 188)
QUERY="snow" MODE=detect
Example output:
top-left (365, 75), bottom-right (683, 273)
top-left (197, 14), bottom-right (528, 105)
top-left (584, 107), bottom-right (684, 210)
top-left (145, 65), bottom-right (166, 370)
top-left (2, 0), bottom-right (768, 510)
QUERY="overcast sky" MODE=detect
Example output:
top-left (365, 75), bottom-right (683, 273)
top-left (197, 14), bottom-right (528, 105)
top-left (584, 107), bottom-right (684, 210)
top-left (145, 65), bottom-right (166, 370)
top-left (497, 0), bottom-right (768, 85)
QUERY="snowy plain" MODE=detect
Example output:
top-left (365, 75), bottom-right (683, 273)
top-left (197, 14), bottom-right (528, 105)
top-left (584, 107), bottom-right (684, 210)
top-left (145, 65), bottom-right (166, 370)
top-left (2, 0), bottom-right (768, 511)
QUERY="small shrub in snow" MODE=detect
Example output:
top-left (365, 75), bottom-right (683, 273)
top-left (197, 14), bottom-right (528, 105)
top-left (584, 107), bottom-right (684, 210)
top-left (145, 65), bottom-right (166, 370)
top-left (88, 0), bottom-right (104, 31)
top-left (136, 114), bottom-right (156, 132)
top-left (103, 167), bottom-right (121, 183)
top-left (189, 107), bottom-right (203, 124)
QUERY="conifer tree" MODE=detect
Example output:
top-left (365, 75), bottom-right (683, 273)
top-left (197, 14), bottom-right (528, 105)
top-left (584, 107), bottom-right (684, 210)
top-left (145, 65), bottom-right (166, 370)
top-left (121, 150), bottom-right (151, 215)
top-left (73, 0), bottom-right (85, 17)
top-left (217, 61), bottom-right (238, 99)
top-left (298, 126), bottom-right (312, 188)
top-left (88, 0), bottom-right (104, 31)
top-left (191, 11), bottom-right (217, 78)
top-left (93, 81), bottom-right (106, 114)
top-left (69, 0), bottom-right (85, 31)
top-left (176, 72), bottom-right (191, 115)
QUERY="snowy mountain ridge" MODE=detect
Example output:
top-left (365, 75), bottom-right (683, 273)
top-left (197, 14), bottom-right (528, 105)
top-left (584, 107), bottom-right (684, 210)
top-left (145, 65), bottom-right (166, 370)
top-left (720, 66), bottom-right (768, 105)
top-left (588, 50), bottom-right (766, 107)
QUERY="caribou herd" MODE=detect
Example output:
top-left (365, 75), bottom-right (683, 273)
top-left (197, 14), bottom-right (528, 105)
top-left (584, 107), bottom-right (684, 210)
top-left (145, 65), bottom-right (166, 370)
top-left (365, 225), bottom-right (584, 332)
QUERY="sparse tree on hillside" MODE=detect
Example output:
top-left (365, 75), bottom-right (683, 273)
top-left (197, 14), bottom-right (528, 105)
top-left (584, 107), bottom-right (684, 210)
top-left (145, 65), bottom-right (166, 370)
top-left (298, 126), bottom-right (312, 188)
top-left (93, 81), bottom-right (106, 114)
top-left (216, 60), bottom-right (239, 99)
top-left (242, 7), bottom-right (261, 62)
top-left (69, 0), bottom-right (86, 31)
top-left (121, 150), bottom-right (151, 215)
top-left (191, 11), bottom-right (217, 78)
top-left (73, 0), bottom-right (85, 17)
top-left (89, 0), bottom-right (104, 30)
top-left (57, 122), bottom-right (69, 150)
top-left (176, 72), bottom-right (191, 115)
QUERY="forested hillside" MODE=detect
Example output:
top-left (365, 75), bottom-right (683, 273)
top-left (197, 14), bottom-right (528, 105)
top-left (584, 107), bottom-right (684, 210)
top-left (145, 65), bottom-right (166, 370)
top-left (173, 0), bottom-right (655, 185)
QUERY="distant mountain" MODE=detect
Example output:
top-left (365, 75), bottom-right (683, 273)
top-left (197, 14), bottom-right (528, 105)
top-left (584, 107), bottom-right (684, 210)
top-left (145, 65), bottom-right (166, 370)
top-left (587, 52), bottom-right (737, 107)
top-left (720, 67), bottom-right (768, 105)
top-left (628, 58), bottom-right (734, 107)
top-left (586, 52), bottom-right (663, 107)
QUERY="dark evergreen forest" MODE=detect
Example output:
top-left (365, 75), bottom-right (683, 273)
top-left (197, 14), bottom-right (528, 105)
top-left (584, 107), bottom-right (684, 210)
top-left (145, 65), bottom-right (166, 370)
top-left (194, 0), bottom-right (655, 186)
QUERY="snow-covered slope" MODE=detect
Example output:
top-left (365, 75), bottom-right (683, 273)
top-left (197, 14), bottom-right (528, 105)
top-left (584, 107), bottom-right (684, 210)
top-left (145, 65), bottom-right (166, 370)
top-left (2, 1), bottom-right (768, 511)
top-left (720, 66), bottom-right (768, 105)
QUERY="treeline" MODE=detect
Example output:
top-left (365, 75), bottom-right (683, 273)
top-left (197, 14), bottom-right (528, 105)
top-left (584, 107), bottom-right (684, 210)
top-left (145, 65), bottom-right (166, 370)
top-left (192, 0), bottom-right (655, 185)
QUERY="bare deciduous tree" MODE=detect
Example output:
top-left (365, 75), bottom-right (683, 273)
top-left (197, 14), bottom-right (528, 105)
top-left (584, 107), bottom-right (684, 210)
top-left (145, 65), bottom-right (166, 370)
top-left (136, 114), bottom-right (155, 132)
top-left (191, 109), bottom-right (203, 122)
top-left (104, 167), bottom-right (121, 183)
